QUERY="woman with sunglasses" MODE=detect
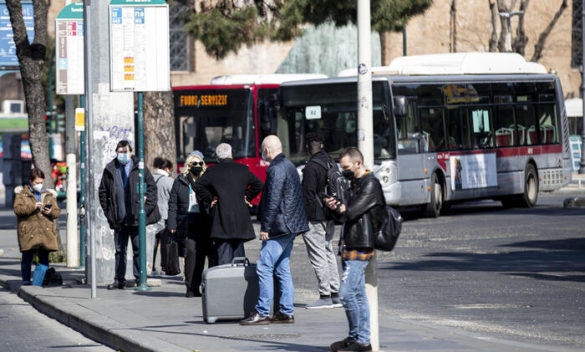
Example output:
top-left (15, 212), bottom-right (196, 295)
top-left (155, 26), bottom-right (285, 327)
top-left (167, 153), bottom-right (211, 297)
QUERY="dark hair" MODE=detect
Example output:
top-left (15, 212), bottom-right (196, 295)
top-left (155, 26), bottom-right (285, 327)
top-left (305, 132), bottom-right (325, 153)
top-left (340, 147), bottom-right (363, 162)
top-left (29, 168), bottom-right (45, 182)
top-left (153, 157), bottom-right (164, 169)
top-left (116, 140), bottom-right (132, 152)
top-left (160, 158), bottom-right (173, 170)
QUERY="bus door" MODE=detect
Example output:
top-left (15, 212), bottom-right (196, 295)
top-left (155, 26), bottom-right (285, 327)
top-left (395, 96), bottom-right (429, 205)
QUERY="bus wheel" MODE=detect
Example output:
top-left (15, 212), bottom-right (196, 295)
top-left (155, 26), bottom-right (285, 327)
top-left (519, 164), bottom-right (538, 208)
top-left (424, 173), bottom-right (443, 218)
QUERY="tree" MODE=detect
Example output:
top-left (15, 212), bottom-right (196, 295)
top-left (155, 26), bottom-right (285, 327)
top-left (143, 91), bottom-right (177, 175)
top-left (488, 0), bottom-right (568, 61)
top-left (6, 0), bottom-right (54, 188)
top-left (185, 0), bottom-right (433, 60)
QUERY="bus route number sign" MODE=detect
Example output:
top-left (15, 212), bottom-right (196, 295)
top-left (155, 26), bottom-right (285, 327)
top-left (305, 106), bottom-right (322, 120)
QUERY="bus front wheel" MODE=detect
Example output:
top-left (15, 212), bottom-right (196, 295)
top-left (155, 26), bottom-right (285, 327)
top-left (424, 173), bottom-right (443, 218)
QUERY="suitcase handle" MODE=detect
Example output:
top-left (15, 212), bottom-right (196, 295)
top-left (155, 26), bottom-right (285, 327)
top-left (231, 257), bottom-right (249, 266)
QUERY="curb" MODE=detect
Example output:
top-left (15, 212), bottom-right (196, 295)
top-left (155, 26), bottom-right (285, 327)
top-left (0, 274), bottom-right (192, 352)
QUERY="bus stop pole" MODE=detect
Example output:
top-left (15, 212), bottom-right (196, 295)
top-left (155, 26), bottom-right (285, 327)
top-left (79, 95), bottom-right (86, 271)
top-left (357, 0), bottom-right (379, 350)
top-left (135, 92), bottom-right (151, 291)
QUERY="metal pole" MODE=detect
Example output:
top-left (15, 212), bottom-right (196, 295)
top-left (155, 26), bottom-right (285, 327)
top-left (135, 92), bottom-right (150, 291)
top-left (402, 26), bottom-right (407, 56)
top-left (48, 57), bottom-right (54, 159)
top-left (580, 3), bottom-right (585, 174)
top-left (357, 0), bottom-right (378, 350)
top-left (79, 95), bottom-right (86, 270)
top-left (83, 0), bottom-right (96, 299)
top-left (65, 94), bottom-right (79, 267)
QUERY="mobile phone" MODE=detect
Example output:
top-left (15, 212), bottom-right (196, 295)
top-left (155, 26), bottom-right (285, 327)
top-left (44, 203), bottom-right (52, 209)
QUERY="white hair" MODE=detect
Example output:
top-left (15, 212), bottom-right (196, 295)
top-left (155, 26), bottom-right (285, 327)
top-left (216, 143), bottom-right (232, 159)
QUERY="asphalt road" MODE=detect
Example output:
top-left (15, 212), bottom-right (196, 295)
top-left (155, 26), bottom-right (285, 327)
top-left (0, 286), bottom-right (112, 352)
top-left (372, 192), bottom-right (585, 350)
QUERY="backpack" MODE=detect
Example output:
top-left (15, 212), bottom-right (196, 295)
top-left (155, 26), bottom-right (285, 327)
top-left (373, 206), bottom-right (403, 251)
top-left (309, 157), bottom-right (351, 218)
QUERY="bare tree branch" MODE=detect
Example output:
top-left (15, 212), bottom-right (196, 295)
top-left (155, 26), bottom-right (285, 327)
top-left (497, 0), bottom-right (509, 52)
top-left (512, 0), bottom-right (530, 55)
top-left (450, 0), bottom-right (457, 52)
top-left (530, 0), bottom-right (567, 62)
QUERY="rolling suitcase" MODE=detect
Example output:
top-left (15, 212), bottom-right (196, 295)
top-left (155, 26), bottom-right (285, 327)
top-left (201, 257), bottom-right (259, 324)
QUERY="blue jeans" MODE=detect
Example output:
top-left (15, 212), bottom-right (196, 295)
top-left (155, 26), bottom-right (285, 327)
top-left (114, 225), bottom-right (140, 283)
top-left (339, 259), bottom-right (370, 345)
top-left (21, 249), bottom-right (49, 282)
top-left (255, 233), bottom-right (296, 317)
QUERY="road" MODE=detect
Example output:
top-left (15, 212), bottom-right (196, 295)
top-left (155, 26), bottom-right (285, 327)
top-left (371, 193), bottom-right (585, 350)
top-left (0, 286), bottom-right (112, 352)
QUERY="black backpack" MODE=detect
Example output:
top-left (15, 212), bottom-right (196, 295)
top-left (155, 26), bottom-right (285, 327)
top-left (310, 157), bottom-right (351, 207)
top-left (374, 206), bottom-right (403, 251)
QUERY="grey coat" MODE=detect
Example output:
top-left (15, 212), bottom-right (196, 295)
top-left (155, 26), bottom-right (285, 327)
top-left (153, 169), bottom-right (174, 221)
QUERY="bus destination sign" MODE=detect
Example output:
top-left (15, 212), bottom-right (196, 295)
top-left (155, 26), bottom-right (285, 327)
top-left (179, 94), bottom-right (228, 107)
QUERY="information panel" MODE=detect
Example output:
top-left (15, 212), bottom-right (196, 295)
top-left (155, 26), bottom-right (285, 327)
top-left (0, 1), bottom-right (34, 67)
top-left (56, 2), bottom-right (84, 95)
top-left (449, 153), bottom-right (498, 191)
top-left (109, 0), bottom-right (170, 92)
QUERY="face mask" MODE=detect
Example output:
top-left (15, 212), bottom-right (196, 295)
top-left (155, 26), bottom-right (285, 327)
top-left (32, 184), bottom-right (43, 193)
top-left (342, 169), bottom-right (355, 181)
top-left (190, 166), bottom-right (203, 175)
top-left (261, 152), bottom-right (267, 162)
top-left (117, 153), bottom-right (130, 165)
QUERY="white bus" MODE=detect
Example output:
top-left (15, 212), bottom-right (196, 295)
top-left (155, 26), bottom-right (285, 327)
top-left (278, 53), bottom-right (572, 217)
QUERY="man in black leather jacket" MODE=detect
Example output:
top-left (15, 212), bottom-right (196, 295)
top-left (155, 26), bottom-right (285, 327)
top-left (325, 147), bottom-right (384, 352)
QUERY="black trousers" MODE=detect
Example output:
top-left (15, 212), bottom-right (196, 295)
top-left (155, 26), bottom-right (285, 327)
top-left (114, 225), bottom-right (140, 284)
top-left (211, 239), bottom-right (245, 267)
top-left (184, 213), bottom-right (211, 294)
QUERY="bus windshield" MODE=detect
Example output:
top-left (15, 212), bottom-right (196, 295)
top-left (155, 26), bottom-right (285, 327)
top-left (174, 88), bottom-right (255, 162)
top-left (280, 81), bottom-right (395, 165)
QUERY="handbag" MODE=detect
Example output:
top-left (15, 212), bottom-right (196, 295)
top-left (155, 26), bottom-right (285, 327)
top-left (374, 206), bottom-right (403, 251)
top-left (32, 264), bottom-right (49, 286)
top-left (165, 238), bottom-right (181, 276)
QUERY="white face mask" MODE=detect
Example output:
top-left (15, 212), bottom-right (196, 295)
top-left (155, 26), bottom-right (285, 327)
top-left (32, 184), bottom-right (43, 193)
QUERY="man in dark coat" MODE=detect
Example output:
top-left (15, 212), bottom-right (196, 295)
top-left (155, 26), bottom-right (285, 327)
top-left (98, 140), bottom-right (158, 289)
top-left (194, 143), bottom-right (263, 266)
top-left (301, 132), bottom-right (341, 309)
top-left (240, 135), bottom-right (309, 325)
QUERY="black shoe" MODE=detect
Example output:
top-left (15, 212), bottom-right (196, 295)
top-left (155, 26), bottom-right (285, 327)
top-left (185, 290), bottom-right (194, 298)
top-left (271, 311), bottom-right (294, 324)
top-left (330, 337), bottom-right (354, 352)
top-left (337, 341), bottom-right (372, 352)
top-left (107, 281), bottom-right (124, 290)
top-left (239, 310), bottom-right (270, 325)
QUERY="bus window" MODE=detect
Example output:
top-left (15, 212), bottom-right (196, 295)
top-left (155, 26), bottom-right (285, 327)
top-left (471, 108), bottom-right (493, 148)
top-left (420, 107), bottom-right (446, 151)
top-left (446, 108), bottom-right (471, 150)
top-left (538, 104), bottom-right (559, 144)
top-left (493, 95), bottom-right (516, 147)
top-left (396, 99), bottom-right (421, 154)
top-left (515, 104), bottom-right (536, 145)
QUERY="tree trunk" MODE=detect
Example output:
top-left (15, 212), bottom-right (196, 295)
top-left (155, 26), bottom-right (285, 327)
top-left (450, 0), bottom-right (457, 53)
top-left (497, 0), bottom-right (510, 52)
top-left (380, 32), bottom-right (389, 65)
top-left (489, 0), bottom-right (499, 52)
top-left (530, 0), bottom-right (567, 62)
top-left (512, 0), bottom-right (530, 55)
top-left (6, 0), bottom-right (54, 189)
top-left (143, 91), bottom-right (177, 176)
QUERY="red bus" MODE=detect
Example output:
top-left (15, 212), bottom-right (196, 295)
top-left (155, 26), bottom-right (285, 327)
top-left (173, 74), bottom-right (326, 203)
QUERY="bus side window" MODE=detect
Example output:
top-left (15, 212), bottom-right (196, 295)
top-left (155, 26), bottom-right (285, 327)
top-left (470, 108), bottom-right (493, 148)
top-left (420, 107), bottom-right (446, 152)
top-left (396, 99), bottom-right (421, 154)
top-left (538, 103), bottom-right (558, 144)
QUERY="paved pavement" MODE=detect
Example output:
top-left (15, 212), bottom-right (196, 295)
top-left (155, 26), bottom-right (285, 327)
top-left (0, 177), bottom-right (584, 352)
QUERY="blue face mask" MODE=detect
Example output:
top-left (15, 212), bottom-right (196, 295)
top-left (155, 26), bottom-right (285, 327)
top-left (117, 153), bottom-right (130, 165)
top-left (261, 152), bottom-right (267, 162)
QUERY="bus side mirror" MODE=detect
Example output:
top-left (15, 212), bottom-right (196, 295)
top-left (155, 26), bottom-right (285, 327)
top-left (393, 96), bottom-right (407, 117)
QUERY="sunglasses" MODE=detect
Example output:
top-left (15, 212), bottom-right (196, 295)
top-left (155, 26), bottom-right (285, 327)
top-left (191, 161), bottom-right (204, 166)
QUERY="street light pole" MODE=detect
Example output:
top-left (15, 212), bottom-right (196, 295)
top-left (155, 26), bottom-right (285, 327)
top-left (579, 3), bottom-right (585, 174)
